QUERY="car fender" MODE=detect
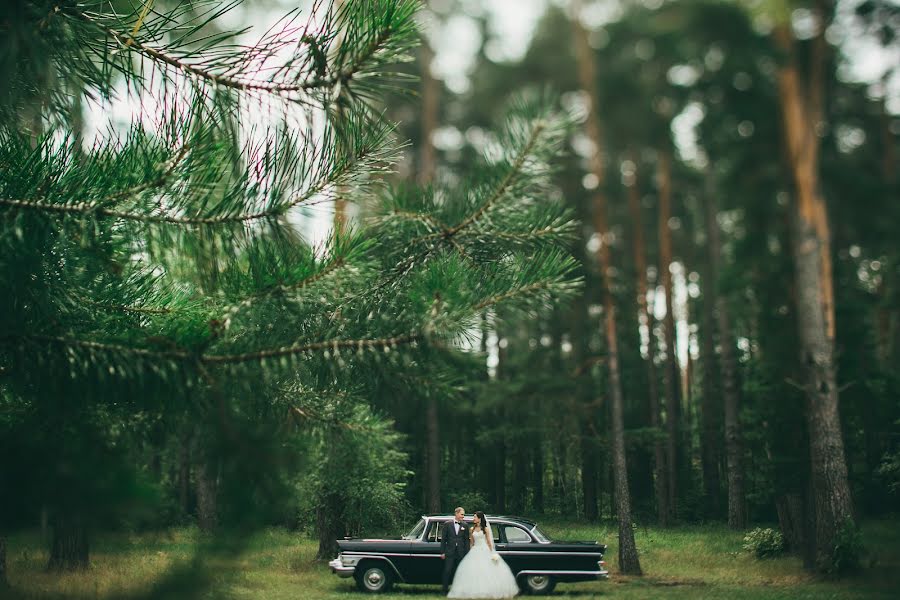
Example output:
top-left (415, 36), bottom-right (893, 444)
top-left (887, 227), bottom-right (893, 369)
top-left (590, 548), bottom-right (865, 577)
top-left (344, 554), bottom-right (405, 583)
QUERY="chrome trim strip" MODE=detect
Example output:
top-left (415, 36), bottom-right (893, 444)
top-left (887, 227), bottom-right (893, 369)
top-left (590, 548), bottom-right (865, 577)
top-left (342, 550), bottom-right (602, 558)
top-left (498, 550), bottom-right (604, 557)
top-left (341, 551), bottom-right (437, 558)
top-left (516, 570), bottom-right (609, 578)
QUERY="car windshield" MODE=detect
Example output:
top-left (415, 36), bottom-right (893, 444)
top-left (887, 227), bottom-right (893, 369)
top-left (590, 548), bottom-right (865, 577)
top-left (402, 518), bottom-right (426, 540)
top-left (530, 525), bottom-right (551, 543)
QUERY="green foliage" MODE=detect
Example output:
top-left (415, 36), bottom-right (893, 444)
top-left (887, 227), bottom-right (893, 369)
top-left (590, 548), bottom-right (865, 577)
top-left (742, 527), bottom-right (785, 559)
top-left (296, 404), bottom-right (412, 538)
top-left (877, 443), bottom-right (900, 497)
top-left (826, 519), bottom-right (866, 575)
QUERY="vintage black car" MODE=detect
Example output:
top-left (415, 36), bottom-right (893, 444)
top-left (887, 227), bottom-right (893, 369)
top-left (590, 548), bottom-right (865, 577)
top-left (329, 514), bottom-right (608, 594)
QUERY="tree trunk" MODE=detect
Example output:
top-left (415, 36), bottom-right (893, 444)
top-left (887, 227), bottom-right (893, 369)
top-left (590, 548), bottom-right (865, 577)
top-left (511, 441), bottom-right (529, 514)
top-left (626, 153), bottom-right (668, 525)
top-left (316, 493), bottom-right (343, 560)
top-left (657, 147), bottom-right (679, 524)
top-left (572, 273), bottom-right (599, 520)
top-left (572, 5), bottom-right (641, 573)
top-left (420, 37), bottom-right (443, 514)
top-left (580, 425), bottom-right (599, 521)
top-left (719, 288), bottom-right (746, 530)
top-left (533, 444), bottom-right (544, 514)
top-left (648, 306), bottom-right (669, 527)
top-left (0, 535), bottom-right (7, 586)
top-left (48, 513), bottom-right (89, 571)
top-left (698, 287), bottom-right (722, 517)
top-left (703, 175), bottom-right (745, 528)
top-left (776, 492), bottom-right (808, 555)
top-left (195, 458), bottom-right (218, 532)
top-left (426, 398), bottom-right (441, 513)
top-left (495, 437), bottom-right (507, 513)
top-left (773, 18), bottom-right (855, 570)
top-left (178, 428), bottom-right (191, 517)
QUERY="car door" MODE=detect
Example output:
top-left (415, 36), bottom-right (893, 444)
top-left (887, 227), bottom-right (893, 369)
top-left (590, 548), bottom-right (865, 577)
top-left (406, 519), bottom-right (445, 583)
top-left (495, 523), bottom-right (537, 574)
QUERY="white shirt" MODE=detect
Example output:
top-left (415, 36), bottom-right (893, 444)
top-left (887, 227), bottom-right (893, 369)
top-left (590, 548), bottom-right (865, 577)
top-left (454, 521), bottom-right (461, 534)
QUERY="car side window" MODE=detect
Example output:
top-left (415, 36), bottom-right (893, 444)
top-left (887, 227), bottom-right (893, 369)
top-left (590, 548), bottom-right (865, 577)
top-left (425, 522), bottom-right (441, 542)
top-left (504, 526), bottom-right (532, 543)
top-left (427, 521), bottom-right (442, 543)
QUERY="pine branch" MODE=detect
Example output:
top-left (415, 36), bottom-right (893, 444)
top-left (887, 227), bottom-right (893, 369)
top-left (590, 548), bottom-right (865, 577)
top-left (389, 209), bottom-right (448, 233)
top-left (221, 255), bottom-right (348, 324)
top-left (290, 406), bottom-right (378, 433)
top-left (0, 118), bottom-right (392, 225)
top-left (472, 281), bottom-right (557, 312)
top-left (62, 1), bottom-right (417, 99)
top-left (202, 332), bottom-right (419, 364)
top-left (7, 332), bottom-right (421, 366)
top-left (444, 121), bottom-right (545, 237)
top-left (89, 301), bottom-right (172, 315)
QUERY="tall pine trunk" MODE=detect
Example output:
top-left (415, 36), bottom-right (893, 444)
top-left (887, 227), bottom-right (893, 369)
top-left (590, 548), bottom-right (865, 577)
top-left (703, 173), bottom-right (745, 528)
top-left (698, 270), bottom-right (722, 517)
top-left (0, 535), bottom-right (7, 585)
top-left (48, 513), bottom-right (89, 571)
top-left (195, 457), bottom-right (218, 532)
top-left (573, 276), bottom-right (599, 521)
top-left (533, 444), bottom-right (544, 514)
top-left (773, 14), bottom-right (854, 570)
top-left (178, 428), bottom-right (191, 518)
top-left (420, 39), bottom-right (442, 514)
top-left (626, 155), bottom-right (668, 525)
top-left (316, 492), bottom-right (344, 560)
top-left (657, 148), bottom-right (679, 524)
top-left (573, 4), bottom-right (641, 573)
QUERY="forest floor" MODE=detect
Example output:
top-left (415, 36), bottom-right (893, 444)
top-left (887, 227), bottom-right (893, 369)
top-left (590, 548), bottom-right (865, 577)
top-left (2, 517), bottom-right (898, 599)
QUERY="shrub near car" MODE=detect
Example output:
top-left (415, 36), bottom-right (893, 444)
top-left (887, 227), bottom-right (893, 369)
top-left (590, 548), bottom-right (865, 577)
top-left (329, 514), bottom-right (609, 594)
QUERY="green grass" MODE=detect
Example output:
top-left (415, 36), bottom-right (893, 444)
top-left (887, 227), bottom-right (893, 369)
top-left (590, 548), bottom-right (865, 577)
top-left (2, 518), bottom-right (898, 599)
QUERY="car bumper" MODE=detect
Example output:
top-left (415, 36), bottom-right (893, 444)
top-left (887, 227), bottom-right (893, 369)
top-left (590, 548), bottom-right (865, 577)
top-left (328, 558), bottom-right (356, 578)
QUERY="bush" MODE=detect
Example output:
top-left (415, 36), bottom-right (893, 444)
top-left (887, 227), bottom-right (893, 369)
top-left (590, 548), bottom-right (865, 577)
top-left (742, 527), bottom-right (784, 559)
top-left (827, 518), bottom-right (865, 575)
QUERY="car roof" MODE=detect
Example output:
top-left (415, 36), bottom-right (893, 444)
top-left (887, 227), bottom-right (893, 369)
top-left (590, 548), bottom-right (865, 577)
top-left (422, 514), bottom-right (537, 527)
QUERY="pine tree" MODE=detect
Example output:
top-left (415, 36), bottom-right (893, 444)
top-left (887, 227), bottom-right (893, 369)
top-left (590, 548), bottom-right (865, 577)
top-left (571, 0), bottom-right (642, 574)
top-left (0, 0), bottom-right (579, 586)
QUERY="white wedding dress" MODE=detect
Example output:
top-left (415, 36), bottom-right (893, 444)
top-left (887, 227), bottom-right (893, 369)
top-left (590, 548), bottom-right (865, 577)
top-left (448, 528), bottom-right (519, 599)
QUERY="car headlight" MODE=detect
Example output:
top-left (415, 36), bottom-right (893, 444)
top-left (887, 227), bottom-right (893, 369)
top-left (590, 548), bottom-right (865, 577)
top-left (341, 555), bottom-right (360, 567)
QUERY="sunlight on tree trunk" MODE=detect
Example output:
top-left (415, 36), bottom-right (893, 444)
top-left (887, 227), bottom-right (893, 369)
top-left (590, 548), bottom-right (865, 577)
top-left (772, 7), bottom-right (854, 569)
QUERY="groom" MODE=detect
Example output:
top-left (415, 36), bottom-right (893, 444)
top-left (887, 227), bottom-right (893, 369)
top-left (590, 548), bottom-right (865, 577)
top-left (440, 506), bottom-right (470, 594)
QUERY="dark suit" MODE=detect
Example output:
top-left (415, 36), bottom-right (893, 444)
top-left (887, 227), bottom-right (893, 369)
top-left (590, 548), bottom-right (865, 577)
top-left (440, 519), bottom-right (470, 593)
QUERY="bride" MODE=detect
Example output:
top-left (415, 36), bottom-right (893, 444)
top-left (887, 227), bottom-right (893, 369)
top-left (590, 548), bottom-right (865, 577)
top-left (448, 511), bottom-right (519, 599)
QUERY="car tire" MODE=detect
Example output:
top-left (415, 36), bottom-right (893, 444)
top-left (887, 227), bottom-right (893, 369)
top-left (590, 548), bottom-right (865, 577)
top-left (354, 561), bottom-right (394, 593)
top-left (520, 574), bottom-right (556, 595)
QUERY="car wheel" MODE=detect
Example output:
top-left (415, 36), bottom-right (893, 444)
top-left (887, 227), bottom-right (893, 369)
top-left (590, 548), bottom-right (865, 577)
top-left (521, 574), bottom-right (556, 595)
top-left (354, 562), bottom-right (394, 593)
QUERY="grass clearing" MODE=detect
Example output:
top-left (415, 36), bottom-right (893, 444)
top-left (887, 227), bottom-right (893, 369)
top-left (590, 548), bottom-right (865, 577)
top-left (2, 518), bottom-right (898, 599)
